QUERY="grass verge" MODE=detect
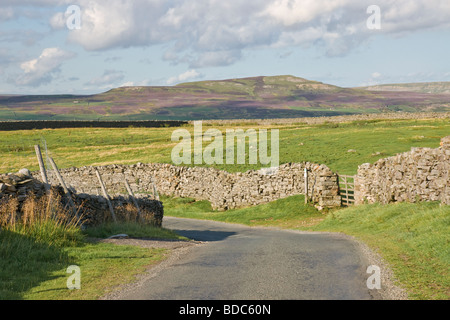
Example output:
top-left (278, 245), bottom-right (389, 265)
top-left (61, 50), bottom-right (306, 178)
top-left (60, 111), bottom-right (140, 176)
top-left (162, 194), bottom-right (325, 228)
top-left (82, 221), bottom-right (188, 241)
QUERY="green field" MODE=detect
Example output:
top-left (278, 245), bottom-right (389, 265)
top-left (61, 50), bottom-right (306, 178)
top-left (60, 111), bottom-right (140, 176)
top-left (1, 118), bottom-right (449, 175)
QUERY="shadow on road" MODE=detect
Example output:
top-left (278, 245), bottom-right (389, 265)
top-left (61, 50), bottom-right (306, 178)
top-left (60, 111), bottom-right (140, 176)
top-left (171, 229), bottom-right (236, 242)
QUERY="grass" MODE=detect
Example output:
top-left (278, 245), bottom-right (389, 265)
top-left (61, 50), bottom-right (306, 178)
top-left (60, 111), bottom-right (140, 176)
top-left (162, 195), bottom-right (449, 300)
top-left (20, 242), bottom-right (167, 300)
top-left (0, 193), bottom-right (186, 300)
top-left (162, 194), bottom-right (325, 228)
top-left (83, 221), bottom-right (188, 240)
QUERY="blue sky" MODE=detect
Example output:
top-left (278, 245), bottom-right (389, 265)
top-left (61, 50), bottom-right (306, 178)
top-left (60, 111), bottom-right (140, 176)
top-left (1, 0), bottom-right (450, 95)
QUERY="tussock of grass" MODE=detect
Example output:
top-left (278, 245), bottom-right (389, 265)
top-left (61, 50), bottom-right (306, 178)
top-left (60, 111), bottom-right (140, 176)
top-left (0, 192), bottom-right (84, 248)
top-left (0, 193), bottom-right (84, 299)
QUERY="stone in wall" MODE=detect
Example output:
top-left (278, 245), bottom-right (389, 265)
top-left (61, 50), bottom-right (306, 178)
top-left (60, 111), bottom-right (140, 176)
top-left (0, 169), bottom-right (48, 203)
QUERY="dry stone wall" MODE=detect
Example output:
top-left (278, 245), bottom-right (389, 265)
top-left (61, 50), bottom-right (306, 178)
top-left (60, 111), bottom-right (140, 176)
top-left (32, 162), bottom-right (341, 211)
top-left (355, 136), bottom-right (450, 205)
top-left (0, 120), bottom-right (187, 131)
top-left (201, 112), bottom-right (450, 126)
top-left (1, 169), bottom-right (163, 227)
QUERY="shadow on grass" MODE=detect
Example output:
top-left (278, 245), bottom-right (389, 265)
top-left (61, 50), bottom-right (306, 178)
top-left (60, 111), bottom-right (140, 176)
top-left (0, 229), bottom-right (77, 300)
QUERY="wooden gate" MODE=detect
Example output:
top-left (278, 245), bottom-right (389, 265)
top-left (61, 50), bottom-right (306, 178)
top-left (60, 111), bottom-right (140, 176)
top-left (338, 174), bottom-right (355, 206)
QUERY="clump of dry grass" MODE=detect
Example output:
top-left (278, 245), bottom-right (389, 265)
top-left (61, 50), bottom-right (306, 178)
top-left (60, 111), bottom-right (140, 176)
top-left (0, 191), bottom-right (84, 247)
top-left (114, 203), bottom-right (160, 226)
top-left (114, 203), bottom-right (140, 223)
top-left (0, 196), bottom-right (19, 227)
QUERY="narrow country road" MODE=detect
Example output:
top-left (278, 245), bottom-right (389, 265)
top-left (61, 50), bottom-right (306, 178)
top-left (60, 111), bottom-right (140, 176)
top-left (115, 217), bottom-right (382, 300)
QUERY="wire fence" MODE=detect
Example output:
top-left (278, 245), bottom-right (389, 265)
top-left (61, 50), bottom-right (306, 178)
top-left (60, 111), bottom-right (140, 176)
top-left (1, 136), bottom-right (55, 178)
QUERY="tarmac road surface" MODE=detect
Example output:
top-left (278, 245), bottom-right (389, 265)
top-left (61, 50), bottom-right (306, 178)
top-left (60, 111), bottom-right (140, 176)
top-left (115, 217), bottom-right (381, 300)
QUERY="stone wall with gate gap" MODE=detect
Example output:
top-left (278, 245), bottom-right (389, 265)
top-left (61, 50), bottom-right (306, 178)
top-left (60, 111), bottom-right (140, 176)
top-left (30, 162), bottom-right (341, 211)
top-left (4, 137), bottom-right (448, 216)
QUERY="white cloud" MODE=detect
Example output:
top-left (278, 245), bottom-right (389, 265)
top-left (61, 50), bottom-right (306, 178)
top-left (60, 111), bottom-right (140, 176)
top-left (5, 0), bottom-right (450, 68)
top-left (167, 69), bottom-right (202, 85)
top-left (190, 50), bottom-right (242, 68)
top-left (120, 79), bottom-right (153, 87)
top-left (13, 47), bottom-right (75, 86)
top-left (85, 69), bottom-right (125, 87)
top-left (261, 0), bottom-right (351, 26)
top-left (120, 81), bottom-right (135, 87)
top-left (49, 11), bottom-right (66, 29)
top-left (382, 1), bottom-right (450, 34)
top-left (62, 0), bottom-right (167, 51)
top-left (371, 72), bottom-right (382, 79)
top-left (359, 72), bottom-right (385, 87)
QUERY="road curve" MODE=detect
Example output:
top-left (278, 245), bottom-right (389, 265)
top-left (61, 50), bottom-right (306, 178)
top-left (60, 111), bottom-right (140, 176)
top-left (115, 217), bottom-right (382, 300)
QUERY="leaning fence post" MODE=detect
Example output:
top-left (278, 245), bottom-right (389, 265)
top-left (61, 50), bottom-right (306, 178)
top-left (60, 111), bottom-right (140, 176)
top-left (95, 169), bottom-right (116, 223)
top-left (48, 157), bottom-right (77, 217)
top-left (34, 145), bottom-right (50, 192)
top-left (124, 179), bottom-right (143, 223)
top-left (150, 175), bottom-right (160, 201)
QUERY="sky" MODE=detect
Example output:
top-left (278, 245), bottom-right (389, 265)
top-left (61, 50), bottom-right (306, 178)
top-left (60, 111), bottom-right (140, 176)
top-left (1, 0), bottom-right (450, 95)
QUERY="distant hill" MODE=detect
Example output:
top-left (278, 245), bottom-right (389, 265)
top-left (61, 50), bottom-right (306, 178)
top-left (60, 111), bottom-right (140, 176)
top-left (358, 81), bottom-right (450, 94)
top-left (1, 75), bottom-right (449, 120)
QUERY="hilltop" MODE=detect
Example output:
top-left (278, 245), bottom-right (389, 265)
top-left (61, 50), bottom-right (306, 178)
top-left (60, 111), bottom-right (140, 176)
top-left (1, 75), bottom-right (449, 120)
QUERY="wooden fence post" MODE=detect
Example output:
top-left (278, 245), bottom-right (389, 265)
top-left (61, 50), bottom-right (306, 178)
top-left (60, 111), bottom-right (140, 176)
top-left (95, 169), bottom-right (117, 222)
top-left (304, 168), bottom-right (308, 204)
top-left (34, 145), bottom-right (50, 192)
top-left (48, 157), bottom-right (77, 217)
top-left (124, 179), bottom-right (143, 222)
top-left (150, 176), bottom-right (160, 201)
